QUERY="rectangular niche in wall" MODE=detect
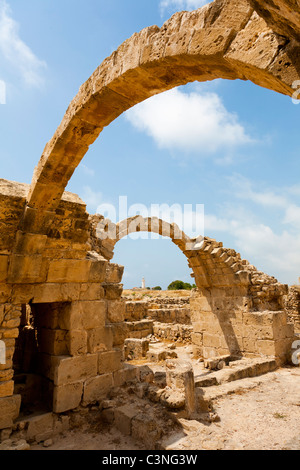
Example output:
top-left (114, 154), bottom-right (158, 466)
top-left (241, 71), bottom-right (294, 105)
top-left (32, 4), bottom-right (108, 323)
top-left (13, 302), bottom-right (71, 414)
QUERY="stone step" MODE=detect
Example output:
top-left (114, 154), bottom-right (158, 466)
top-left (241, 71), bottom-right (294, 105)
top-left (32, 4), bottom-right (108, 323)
top-left (199, 374), bottom-right (272, 403)
top-left (195, 357), bottom-right (278, 388)
top-left (147, 308), bottom-right (191, 325)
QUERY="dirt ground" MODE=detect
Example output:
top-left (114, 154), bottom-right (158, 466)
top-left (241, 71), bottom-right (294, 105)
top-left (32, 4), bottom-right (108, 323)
top-left (31, 366), bottom-right (300, 451)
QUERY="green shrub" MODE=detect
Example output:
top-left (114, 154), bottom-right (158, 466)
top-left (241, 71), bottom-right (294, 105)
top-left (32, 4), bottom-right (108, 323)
top-left (167, 280), bottom-right (193, 291)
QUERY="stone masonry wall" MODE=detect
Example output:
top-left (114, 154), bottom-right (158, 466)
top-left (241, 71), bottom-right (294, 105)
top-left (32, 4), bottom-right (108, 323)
top-left (0, 180), bottom-right (128, 431)
top-left (191, 288), bottom-right (295, 364)
top-left (285, 286), bottom-right (300, 335)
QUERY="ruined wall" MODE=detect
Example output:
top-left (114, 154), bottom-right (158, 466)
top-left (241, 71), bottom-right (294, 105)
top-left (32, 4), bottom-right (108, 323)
top-left (285, 286), bottom-right (300, 335)
top-left (191, 288), bottom-right (295, 364)
top-left (0, 180), bottom-right (128, 430)
top-left (93, 216), bottom-right (295, 364)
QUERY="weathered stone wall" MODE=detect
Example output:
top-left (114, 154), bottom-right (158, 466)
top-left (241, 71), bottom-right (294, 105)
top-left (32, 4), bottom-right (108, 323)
top-left (191, 288), bottom-right (295, 364)
top-left (0, 180), bottom-right (128, 430)
top-left (93, 216), bottom-right (294, 363)
top-left (285, 286), bottom-right (300, 335)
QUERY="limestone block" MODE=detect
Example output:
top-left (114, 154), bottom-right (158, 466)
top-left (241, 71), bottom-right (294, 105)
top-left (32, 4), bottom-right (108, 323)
top-left (243, 337), bottom-right (258, 354)
top-left (113, 364), bottom-right (138, 387)
top-left (0, 370), bottom-right (13, 382)
top-left (114, 405), bottom-right (139, 436)
top-left (107, 300), bottom-right (125, 323)
top-left (113, 369), bottom-right (126, 388)
top-left (8, 255), bottom-right (48, 284)
top-left (203, 346), bottom-right (221, 360)
top-left (105, 264), bottom-right (124, 283)
top-left (14, 231), bottom-right (47, 255)
top-left (25, 412), bottom-right (54, 443)
top-left (2, 330), bottom-right (19, 339)
top-left (257, 340), bottom-right (276, 357)
top-left (0, 256), bottom-right (8, 283)
top-left (275, 338), bottom-right (294, 359)
top-left (0, 285), bottom-right (12, 304)
top-left (131, 413), bottom-right (163, 449)
top-left (67, 330), bottom-right (88, 356)
top-left (82, 373), bottom-right (113, 405)
top-left (125, 301), bottom-right (148, 321)
top-left (243, 312), bottom-right (274, 327)
top-left (31, 284), bottom-right (65, 304)
top-left (19, 205), bottom-right (54, 235)
top-left (98, 349), bottom-right (122, 375)
top-left (103, 283), bottom-right (123, 300)
top-left (110, 323), bottom-right (129, 347)
top-left (47, 259), bottom-right (92, 283)
top-left (88, 260), bottom-right (107, 283)
top-left (203, 333), bottom-right (221, 349)
top-left (124, 338), bottom-right (149, 359)
top-left (81, 301), bottom-right (106, 330)
top-left (53, 415), bottom-right (70, 435)
top-left (0, 380), bottom-right (14, 398)
top-left (79, 283), bottom-right (105, 301)
top-left (53, 382), bottom-right (83, 413)
top-left (0, 395), bottom-right (21, 429)
top-left (58, 301), bottom-right (106, 331)
top-left (52, 354), bottom-right (98, 386)
top-left (87, 326), bottom-right (113, 354)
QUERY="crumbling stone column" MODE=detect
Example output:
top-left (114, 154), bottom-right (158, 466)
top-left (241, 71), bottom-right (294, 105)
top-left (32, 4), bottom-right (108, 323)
top-left (165, 359), bottom-right (196, 418)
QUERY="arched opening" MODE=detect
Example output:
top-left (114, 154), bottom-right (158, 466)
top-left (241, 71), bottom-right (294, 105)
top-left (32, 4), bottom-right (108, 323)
top-left (114, 233), bottom-right (195, 356)
top-left (0, 0), bottom-right (298, 438)
top-left (92, 215), bottom-right (290, 362)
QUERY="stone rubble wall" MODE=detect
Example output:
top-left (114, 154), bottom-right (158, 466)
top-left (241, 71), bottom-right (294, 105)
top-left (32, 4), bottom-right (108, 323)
top-left (284, 286), bottom-right (300, 335)
top-left (0, 180), bottom-right (129, 431)
top-left (123, 294), bottom-right (193, 344)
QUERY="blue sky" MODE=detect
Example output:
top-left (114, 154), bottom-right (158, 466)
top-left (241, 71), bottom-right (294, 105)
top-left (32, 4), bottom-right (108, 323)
top-left (0, 0), bottom-right (300, 289)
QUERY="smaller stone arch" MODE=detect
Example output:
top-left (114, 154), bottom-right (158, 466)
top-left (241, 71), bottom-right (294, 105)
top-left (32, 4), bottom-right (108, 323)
top-left (89, 214), bottom-right (293, 363)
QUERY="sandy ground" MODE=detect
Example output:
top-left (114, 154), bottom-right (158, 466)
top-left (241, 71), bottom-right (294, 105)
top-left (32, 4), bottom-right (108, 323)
top-left (31, 366), bottom-right (300, 451)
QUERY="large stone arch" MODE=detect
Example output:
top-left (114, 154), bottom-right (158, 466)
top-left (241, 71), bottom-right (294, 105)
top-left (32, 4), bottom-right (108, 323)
top-left (90, 214), bottom-right (291, 361)
top-left (20, 0), bottom-right (300, 240)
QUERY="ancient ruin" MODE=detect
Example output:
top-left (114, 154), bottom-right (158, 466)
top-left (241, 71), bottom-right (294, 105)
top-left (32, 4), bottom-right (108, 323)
top-left (0, 0), bottom-right (300, 450)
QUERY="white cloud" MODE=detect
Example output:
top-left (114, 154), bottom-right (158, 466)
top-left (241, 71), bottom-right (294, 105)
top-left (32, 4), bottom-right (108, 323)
top-left (82, 186), bottom-right (103, 211)
top-left (0, 0), bottom-right (46, 87)
top-left (204, 177), bottom-right (300, 285)
top-left (229, 174), bottom-right (288, 208)
top-left (80, 164), bottom-right (95, 177)
top-left (126, 88), bottom-right (253, 158)
top-left (160, 0), bottom-right (209, 15)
